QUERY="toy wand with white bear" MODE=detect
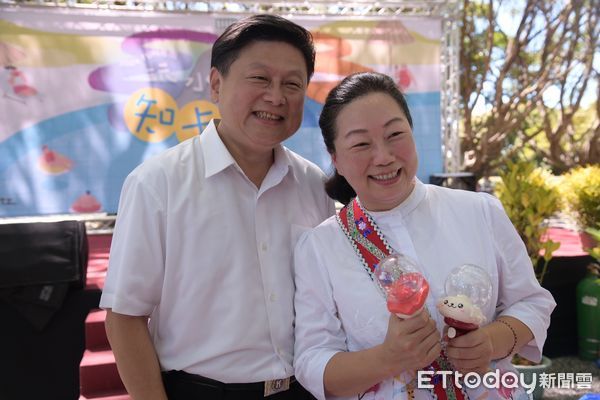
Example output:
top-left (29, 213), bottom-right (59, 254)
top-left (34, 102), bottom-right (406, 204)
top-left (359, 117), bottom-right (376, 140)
top-left (436, 264), bottom-right (493, 339)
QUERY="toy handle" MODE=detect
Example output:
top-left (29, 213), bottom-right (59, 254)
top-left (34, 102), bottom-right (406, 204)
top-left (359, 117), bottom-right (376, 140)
top-left (392, 303), bottom-right (427, 319)
top-left (444, 317), bottom-right (479, 339)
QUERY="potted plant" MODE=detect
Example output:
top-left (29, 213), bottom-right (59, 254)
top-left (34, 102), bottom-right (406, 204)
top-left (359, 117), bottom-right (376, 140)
top-left (495, 160), bottom-right (561, 399)
top-left (561, 165), bottom-right (600, 250)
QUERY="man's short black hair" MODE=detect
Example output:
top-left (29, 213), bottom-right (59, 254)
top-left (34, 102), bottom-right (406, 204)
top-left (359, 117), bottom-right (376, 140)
top-left (211, 14), bottom-right (315, 83)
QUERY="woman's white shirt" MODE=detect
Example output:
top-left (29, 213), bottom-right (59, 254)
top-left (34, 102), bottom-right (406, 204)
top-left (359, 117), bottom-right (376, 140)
top-left (293, 179), bottom-right (556, 400)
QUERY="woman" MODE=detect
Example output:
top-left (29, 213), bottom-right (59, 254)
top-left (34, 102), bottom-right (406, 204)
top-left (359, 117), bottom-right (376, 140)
top-left (293, 72), bottom-right (556, 400)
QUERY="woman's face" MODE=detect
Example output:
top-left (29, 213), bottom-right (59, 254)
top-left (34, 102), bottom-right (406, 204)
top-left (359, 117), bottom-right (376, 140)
top-left (331, 92), bottom-right (418, 211)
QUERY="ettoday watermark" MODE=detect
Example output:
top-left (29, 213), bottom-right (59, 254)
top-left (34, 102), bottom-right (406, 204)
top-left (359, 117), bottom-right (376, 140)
top-left (417, 370), bottom-right (594, 394)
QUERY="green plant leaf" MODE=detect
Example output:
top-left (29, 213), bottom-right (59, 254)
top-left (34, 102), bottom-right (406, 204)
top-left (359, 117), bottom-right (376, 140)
top-left (496, 160), bottom-right (560, 284)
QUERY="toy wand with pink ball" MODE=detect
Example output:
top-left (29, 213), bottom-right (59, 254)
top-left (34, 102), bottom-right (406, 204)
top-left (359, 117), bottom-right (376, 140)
top-left (374, 254), bottom-right (430, 318)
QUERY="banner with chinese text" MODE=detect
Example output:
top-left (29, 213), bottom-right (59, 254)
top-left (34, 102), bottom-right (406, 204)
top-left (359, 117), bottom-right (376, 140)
top-left (0, 7), bottom-right (442, 216)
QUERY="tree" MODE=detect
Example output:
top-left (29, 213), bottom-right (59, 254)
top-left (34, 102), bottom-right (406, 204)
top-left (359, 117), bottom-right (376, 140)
top-left (459, 0), bottom-right (599, 177)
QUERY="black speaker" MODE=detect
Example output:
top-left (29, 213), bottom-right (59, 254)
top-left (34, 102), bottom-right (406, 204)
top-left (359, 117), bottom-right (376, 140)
top-left (429, 172), bottom-right (477, 191)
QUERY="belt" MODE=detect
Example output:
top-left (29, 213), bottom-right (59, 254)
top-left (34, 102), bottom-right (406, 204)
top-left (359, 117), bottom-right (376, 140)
top-left (162, 370), bottom-right (297, 397)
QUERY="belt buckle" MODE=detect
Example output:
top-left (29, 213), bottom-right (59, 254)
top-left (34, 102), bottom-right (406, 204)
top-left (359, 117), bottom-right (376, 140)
top-left (264, 377), bottom-right (290, 397)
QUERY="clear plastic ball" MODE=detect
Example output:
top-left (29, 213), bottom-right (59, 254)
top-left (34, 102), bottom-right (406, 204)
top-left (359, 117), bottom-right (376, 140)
top-left (444, 264), bottom-right (492, 310)
top-left (375, 253), bottom-right (422, 292)
top-left (375, 253), bottom-right (429, 317)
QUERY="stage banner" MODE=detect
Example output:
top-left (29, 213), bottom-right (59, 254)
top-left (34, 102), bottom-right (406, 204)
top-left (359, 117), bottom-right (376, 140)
top-left (0, 7), bottom-right (442, 217)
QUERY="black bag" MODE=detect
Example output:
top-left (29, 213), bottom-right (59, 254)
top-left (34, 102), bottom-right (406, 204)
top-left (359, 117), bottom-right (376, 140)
top-left (0, 220), bottom-right (88, 289)
top-left (0, 220), bottom-right (88, 330)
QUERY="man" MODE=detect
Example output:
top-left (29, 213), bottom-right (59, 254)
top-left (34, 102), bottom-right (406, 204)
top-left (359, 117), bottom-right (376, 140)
top-left (100, 14), bottom-right (334, 400)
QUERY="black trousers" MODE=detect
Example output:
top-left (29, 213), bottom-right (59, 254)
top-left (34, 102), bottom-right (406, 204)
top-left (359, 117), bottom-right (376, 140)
top-left (162, 371), bottom-right (316, 400)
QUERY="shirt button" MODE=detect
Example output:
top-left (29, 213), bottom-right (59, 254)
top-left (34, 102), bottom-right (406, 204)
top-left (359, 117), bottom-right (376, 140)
top-left (261, 243), bottom-right (267, 252)
top-left (269, 293), bottom-right (276, 302)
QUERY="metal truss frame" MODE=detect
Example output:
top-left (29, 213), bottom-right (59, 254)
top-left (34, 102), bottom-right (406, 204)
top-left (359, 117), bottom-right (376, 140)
top-left (0, 0), bottom-right (461, 229)
top-left (3, 0), bottom-right (456, 16)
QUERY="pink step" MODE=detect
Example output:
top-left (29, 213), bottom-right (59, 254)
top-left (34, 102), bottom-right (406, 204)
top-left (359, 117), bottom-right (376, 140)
top-left (86, 234), bottom-right (111, 289)
top-left (85, 309), bottom-right (109, 350)
top-left (80, 349), bottom-right (125, 396)
top-left (80, 235), bottom-right (129, 400)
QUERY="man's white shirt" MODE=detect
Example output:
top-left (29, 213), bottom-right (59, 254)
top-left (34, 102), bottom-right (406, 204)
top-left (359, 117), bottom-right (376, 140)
top-left (100, 120), bottom-right (334, 383)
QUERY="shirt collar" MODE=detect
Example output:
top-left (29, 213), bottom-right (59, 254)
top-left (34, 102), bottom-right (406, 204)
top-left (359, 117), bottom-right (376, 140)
top-left (364, 178), bottom-right (426, 219)
top-left (202, 119), bottom-right (294, 183)
top-left (270, 145), bottom-right (296, 183)
top-left (202, 119), bottom-right (236, 179)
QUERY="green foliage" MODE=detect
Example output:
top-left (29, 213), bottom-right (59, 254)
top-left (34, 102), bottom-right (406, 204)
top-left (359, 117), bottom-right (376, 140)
top-left (496, 160), bottom-right (561, 283)
top-left (585, 226), bottom-right (600, 261)
top-left (560, 165), bottom-right (600, 229)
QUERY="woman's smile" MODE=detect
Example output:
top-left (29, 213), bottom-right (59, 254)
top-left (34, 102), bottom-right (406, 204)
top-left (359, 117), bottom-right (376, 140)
top-left (370, 169), bottom-right (401, 183)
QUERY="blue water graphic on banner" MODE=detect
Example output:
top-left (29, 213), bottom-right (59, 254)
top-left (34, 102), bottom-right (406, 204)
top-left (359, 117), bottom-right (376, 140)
top-left (0, 92), bottom-right (440, 217)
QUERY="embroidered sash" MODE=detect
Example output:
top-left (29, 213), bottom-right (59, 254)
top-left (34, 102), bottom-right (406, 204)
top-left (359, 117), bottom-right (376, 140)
top-left (337, 198), bottom-right (468, 400)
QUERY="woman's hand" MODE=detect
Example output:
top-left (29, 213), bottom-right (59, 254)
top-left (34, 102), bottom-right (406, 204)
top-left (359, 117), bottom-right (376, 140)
top-left (445, 327), bottom-right (494, 375)
top-left (379, 308), bottom-right (442, 376)
top-left (322, 309), bottom-right (444, 397)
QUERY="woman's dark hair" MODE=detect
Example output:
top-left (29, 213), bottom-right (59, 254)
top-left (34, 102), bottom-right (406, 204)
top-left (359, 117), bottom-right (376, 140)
top-left (211, 14), bottom-right (315, 83)
top-left (319, 72), bottom-right (413, 205)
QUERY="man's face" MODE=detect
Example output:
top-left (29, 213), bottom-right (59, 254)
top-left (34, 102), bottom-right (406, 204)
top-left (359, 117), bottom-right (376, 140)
top-left (210, 41), bottom-right (308, 156)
